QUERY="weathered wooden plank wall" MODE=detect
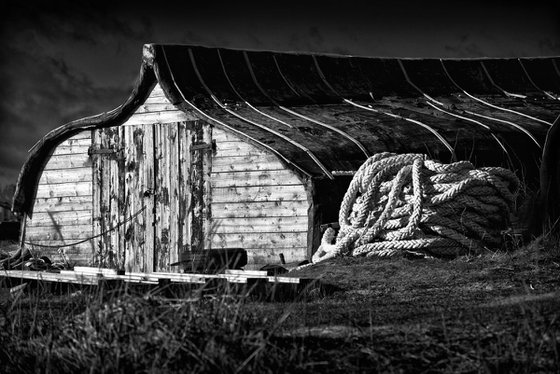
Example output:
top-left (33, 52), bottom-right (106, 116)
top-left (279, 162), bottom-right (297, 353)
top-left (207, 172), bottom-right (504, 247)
top-left (210, 128), bottom-right (309, 264)
top-left (24, 84), bottom-right (311, 268)
top-left (25, 132), bottom-right (94, 264)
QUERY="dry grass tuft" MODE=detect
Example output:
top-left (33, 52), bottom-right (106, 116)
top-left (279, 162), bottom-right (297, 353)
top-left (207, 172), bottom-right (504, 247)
top-left (0, 236), bottom-right (559, 373)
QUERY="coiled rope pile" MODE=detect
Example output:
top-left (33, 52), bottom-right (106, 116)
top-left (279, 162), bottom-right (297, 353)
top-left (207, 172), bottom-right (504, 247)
top-left (312, 152), bottom-right (520, 263)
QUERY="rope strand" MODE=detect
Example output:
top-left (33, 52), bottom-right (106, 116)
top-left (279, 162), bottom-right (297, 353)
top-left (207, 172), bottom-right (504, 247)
top-left (312, 153), bottom-right (519, 262)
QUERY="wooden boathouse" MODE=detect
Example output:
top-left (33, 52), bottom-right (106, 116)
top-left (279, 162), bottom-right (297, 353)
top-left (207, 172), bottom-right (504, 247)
top-left (11, 44), bottom-right (560, 271)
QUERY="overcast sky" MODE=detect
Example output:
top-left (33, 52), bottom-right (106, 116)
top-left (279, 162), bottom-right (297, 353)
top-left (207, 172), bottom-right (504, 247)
top-left (1, 0), bottom-right (559, 189)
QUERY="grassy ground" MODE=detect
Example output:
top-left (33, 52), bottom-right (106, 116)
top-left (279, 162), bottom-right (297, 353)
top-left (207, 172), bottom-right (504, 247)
top-left (1, 238), bottom-right (559, 373)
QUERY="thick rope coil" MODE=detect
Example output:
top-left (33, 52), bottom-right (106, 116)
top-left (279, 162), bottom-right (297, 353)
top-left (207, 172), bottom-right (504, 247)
top-left (312, 152), bottom-right (520, 263)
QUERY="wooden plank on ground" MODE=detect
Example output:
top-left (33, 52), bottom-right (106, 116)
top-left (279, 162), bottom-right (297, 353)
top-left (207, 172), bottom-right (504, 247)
top-left (225, 269), bottom-right (268, 277)
top-left (0, 270), bottom-right (98, 285)
top-left (0, 269), bottom-right (312, 289)
top-left (72, 266), bottom-right (119, 275)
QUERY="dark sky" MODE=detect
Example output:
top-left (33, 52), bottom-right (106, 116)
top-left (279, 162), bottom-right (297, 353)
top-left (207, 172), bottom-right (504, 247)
top-left (1, 0), bottom-right (559, 188)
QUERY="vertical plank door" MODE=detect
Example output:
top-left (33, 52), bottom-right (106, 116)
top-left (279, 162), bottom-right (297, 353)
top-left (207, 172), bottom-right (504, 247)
top-left (154, 120), bottom-right (212, 272)
top-left (122, 124), bottom-right (155, 272)
top-left (91, 127), bottom-right (124, 269)
top-left (93, 124), bottom-right (155, 272)
top-left (93, 121), bottom-right (211, 273)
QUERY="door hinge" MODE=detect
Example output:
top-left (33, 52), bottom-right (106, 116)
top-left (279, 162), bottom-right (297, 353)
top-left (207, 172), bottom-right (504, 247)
top-left (88, 146), bottom-right (120, 156)
top-left (88, 146), bottom-right (123, 160)
top-left (191, 140), bottom-right (216, 153)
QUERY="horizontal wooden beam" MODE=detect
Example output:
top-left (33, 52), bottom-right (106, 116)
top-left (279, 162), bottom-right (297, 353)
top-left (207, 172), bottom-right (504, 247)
top-left (0, 269), bottom-right (309, 286)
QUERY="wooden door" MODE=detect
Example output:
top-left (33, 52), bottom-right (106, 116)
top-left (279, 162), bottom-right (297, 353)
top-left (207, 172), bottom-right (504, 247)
top-left (92, 121), bottom-right (212, 273)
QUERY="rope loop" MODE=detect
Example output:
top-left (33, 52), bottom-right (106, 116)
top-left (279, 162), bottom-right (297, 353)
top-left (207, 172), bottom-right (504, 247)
top-left (313, 153), bottom-right (519, 262)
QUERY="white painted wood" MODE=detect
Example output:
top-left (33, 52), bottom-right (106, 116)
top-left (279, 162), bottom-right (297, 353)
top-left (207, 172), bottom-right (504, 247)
top-left (135, 103), bottom-right (179, 113)
top-left (224, 269), bottom-right (268, 277)
top-left (26, 211), bottom-right (92, 227)
top-left (213, 225), bottom-right (308, 234)
top-left (209, 127), bottom-right (310, 264)
top-left (214, 142), bottom-right (268, 157)
top-left (211, 216), bottom-right (308, 227)
top-left (32, 196), bottom-right (92, 213)
top-left (211, 160), bottom-right (285, 173)
top-left (38, 168), bottom-right (92, 184)
top-left (211, 170), bottom-right (306, 188)
top-left (122, 110), bottom-right (197, 126)
top-left (212, 200), bottom-right (308, 218)
top-left (211, 185), bottom-right (307, 203)
top-left (0, 271), bottom-right (98, 285)
top-left (34, 183), bottom-right (92, 198)
top-left (52, 143), bottom-right (91, 156)
top-left (43, 154), bottom-right (92, 170)
top-left (149, 84), bottom-right (166, 97)
top-left (26, 129), bottom-right (94, 266)
top-left (144, 96), bottom-right (172, 104)
top-left (210, 232), bottom-right (307, 247)
top-left (72, 266), bottom-right (119, 275)
top-left (26, 224), bottom-right (93, 240)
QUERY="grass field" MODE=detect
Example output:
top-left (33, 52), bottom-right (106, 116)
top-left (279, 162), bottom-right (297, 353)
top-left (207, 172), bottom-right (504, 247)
top-left (1, 236), bottom-right (559, 373)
